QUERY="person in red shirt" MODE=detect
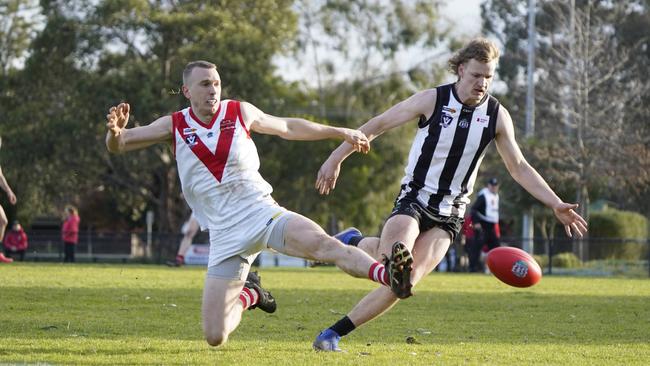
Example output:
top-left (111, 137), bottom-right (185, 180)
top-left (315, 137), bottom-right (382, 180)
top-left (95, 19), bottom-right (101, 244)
top-left (461, 215), bottom-right (476, 272)
top-left (0, 136), bottom-right (18, 264)
top-left (3, 221), bottom-right (28, 261)
top-left (62, 206), bottom-right (80, 263)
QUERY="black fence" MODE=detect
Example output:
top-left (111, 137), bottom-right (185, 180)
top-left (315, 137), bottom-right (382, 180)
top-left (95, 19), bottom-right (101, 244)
top-left (11, 229), bottom-right (182, 264)
top-left (7, 229), bottom-right (650, 278)
top-left (448, 235), bottom-right (650, 278)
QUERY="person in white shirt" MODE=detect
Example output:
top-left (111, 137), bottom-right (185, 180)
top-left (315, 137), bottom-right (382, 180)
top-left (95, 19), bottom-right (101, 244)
top-left (470, 177), bottom-right (501, 272)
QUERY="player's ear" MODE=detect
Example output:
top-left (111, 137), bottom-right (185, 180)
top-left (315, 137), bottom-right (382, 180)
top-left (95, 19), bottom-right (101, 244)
top-left (182, 85), bottom-right (191, 99)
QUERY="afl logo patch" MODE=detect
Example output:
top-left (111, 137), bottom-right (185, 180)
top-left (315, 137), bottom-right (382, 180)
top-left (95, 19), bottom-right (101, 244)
top-left (511, 260), bottom-right (529, 278)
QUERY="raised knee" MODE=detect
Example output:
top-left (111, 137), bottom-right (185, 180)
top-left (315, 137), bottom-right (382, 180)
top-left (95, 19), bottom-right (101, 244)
top-left (205, 331), bottom-right (228, 347)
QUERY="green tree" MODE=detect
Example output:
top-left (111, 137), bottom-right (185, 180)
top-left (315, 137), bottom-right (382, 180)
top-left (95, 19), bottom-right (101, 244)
top-left (90, 0), bottom-right (298, 238)
top-left (270, 0), bottom-right (452, 233)
top-left (0, 0), bottom-right (42, 78)
top-left (481, 0), bottom-right (650, 228)
top-left (1, 0), bottom-right (105, 225)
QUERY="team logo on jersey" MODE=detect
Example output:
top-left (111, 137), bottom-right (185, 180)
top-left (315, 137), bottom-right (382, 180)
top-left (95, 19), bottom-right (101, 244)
top-left (207, 132), bottom-right (214, 138)
top-left (458, 118), bottom-right (470, 128)
top-left (183, 127), bottom-right (197, 135)
top-left (220, 119), bottom-right (236, 131)
top-left (440, 111), bottom-right (454, 128)
top-left (185, 134), bottom-right (198, 147)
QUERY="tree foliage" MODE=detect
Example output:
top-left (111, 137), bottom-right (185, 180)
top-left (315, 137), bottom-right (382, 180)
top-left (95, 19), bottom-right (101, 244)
top-left (481, 0), bottom-right (650, 222)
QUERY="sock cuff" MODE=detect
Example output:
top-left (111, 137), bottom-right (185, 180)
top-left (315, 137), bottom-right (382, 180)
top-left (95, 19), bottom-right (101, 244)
top-left (330, 315), bottom-right (356, 337)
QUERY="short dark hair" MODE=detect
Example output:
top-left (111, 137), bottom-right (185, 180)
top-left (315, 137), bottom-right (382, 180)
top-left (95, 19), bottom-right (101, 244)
top-left (448, 38), bottom-right (500, 76)
top-left (182, 60), bottom-right (217, 85)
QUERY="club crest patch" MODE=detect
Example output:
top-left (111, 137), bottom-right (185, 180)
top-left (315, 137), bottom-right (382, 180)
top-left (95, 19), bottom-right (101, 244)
top-left (458, 118), bottom-right (470, 128)
top-left (440, 112), bottom-right (454, 128)
top-left (511, 260), bottom-right (529, 278)
top-left (185, 133), bottom-right (198, 147)
top-left (220, 119), bottom-right (236, 131)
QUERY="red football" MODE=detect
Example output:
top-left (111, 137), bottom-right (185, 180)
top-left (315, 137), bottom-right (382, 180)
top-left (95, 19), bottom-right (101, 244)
top-left (486, 247), bottom-right (542, 288)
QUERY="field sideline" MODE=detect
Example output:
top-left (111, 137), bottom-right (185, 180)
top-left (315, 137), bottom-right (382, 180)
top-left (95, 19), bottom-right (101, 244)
top-left (1, 263), bottom-right (649, 365)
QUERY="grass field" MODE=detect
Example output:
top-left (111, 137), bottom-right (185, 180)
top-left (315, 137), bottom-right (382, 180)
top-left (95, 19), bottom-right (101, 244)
top-left (1, 263), bottom-right (649, 365)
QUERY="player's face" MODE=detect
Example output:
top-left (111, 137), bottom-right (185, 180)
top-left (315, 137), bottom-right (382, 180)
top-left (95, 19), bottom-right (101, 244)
top-left (184, 67), bottom-right (222, 116)
top-left (457, 59), bottom-right (496, 105)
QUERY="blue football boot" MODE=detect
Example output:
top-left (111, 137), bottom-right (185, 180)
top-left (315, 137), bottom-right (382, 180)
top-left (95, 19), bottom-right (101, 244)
top-left (334, 227), bottom-right (362, 245)
top-left (312, 328), bottom-right (342, 352)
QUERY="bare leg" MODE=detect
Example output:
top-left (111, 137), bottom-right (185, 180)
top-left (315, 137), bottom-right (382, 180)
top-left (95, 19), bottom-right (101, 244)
top-left (280, 214), bottom-right (381, 279)
top-left (178, 217), bottom-right (199, 257)
top-left (201, 276), bottom-right (248, 347)
top-left (356, 237), bottom-right (381, 259)
top-left (348, 227), bottom-right (451, 326)
top-left (0, 205), bottom-right (7, 241)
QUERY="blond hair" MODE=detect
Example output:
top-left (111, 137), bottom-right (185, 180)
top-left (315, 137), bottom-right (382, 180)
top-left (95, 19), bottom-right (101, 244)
top-left (182, 60), bottom-right (217, 85)
top-left (448, 38), bottom-right (500, 75)
top-left (65, 205), bottom-right (78, 216)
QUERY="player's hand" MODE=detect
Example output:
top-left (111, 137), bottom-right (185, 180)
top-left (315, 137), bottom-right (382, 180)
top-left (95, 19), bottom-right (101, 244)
top-left (106, 103), bottom-right (130, 137)
top-left (340, 128), bottom-right (370, 154)
top-left (315, 156), bottom-right (341, 195)
top-left (7, 191), bottom-right (16, 205)
top-left (553, 202), bottom-right (588, 238)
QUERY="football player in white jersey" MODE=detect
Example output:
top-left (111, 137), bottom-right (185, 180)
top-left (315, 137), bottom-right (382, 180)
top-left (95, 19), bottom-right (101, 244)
top-left (0, 136), bottom-right (18, 264)
top-left (313, 38), bottom-right (588, 351)
top-left (105, 60), bottom-right (414, 347)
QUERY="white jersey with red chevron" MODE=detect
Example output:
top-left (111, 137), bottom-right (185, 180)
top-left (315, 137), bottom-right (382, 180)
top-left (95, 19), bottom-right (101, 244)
top-left (172, 99), bottom-right (274, 230)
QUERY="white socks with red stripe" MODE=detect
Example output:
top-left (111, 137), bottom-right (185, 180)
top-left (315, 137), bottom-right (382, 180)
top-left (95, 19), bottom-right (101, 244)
top-left (368, 262), bottom-right (389, 286)
top-left (239, 287), bottom-right (260, 310)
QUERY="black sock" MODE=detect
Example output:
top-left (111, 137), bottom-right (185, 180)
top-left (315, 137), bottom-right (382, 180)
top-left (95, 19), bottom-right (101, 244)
top-left (348, 235), bottom-right (363, 247)
top-left (329, 315), bottom-right (356, 337)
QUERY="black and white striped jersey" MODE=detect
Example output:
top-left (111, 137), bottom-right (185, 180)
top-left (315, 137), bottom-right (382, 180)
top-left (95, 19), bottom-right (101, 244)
top-left (398, 83), bottom-right (500, 218)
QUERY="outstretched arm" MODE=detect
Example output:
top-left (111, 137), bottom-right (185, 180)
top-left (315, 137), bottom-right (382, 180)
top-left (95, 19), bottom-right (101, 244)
top-left (0, 166), bottom-right (16, 205)
top-left (105, 102), bottom-right (173, 153)
top-left (241, 102), bottom-right (369, 151)
top-left (316, 88), bottom-right (437, 195)
top-left (494, 107), bottom-right (588, 237)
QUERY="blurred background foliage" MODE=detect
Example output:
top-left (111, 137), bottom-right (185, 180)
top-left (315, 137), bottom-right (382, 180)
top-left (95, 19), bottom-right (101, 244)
top-left (0, 0), bottom-right (647, 249)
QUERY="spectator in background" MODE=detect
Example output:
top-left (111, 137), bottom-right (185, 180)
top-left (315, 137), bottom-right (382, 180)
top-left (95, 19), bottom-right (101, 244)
top-left (460, 214), bottom-right (476, 272)
top-left (471, 178), bottom-right (501, 272)
top-left (167, 213), bottom-right (200, 267)
top-left (62, 206), bottom-right (80, 263)
top-left (0, 136), bottom-right (18, 262)
top-left (3, 220), bottom-right (28, 261)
